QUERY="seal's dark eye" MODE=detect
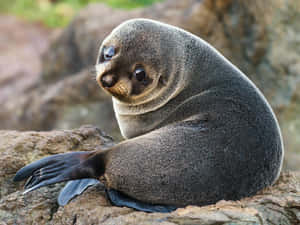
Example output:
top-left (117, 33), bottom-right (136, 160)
top-left (103, 46), bottom-right (115, 61)
top-left (134, 68), bottom-right (146, 81)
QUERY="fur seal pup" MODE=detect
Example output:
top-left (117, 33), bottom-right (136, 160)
top-left (14, 19), bottom-right (284, 212)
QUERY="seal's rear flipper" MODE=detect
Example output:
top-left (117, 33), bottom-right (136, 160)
top-left (13, 151), bottom-right (102, 193)
top-left (107, 189), bottom-right (177, 213)
top-left (58, 179), bottom-right (100, 206)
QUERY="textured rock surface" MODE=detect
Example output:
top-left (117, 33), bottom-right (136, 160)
top-left (0, 125), bottom-right (114, 198)
top-left (0, 68), bottom-right (120, 139)
top-left (0, 127), bottom-right (299, 225)
top-left (0, 0), bottom-right (299, 169)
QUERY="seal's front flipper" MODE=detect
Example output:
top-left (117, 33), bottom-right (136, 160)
top-left (58, 178), bottom-right (100, 206)
top-left (107, 189), bottom-right (177, 213)
top-left (13, 151), bottom-right (102, 193)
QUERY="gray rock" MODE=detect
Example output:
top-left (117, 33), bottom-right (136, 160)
top-left (0, 127), bottom-right (299, 224)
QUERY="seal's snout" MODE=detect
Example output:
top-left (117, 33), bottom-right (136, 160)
top-left (96, 62), bottom-right (132, 98)
top-left (101, 74), bottom-right (118, 88)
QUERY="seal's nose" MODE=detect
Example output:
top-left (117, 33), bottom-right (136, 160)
top-left (101, 74), bottom-right (118, 88)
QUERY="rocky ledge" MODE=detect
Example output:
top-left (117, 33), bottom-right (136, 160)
top-left (0, 126), bottom-right (299, 224)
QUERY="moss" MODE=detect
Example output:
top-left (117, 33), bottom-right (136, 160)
top-left (0, 0), bottom-right (162, 27)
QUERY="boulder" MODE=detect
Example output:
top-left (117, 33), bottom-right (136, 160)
top-left (0, 126), bottom-right (299, 224)
top-left (0, 69), bottom-right (120, 139)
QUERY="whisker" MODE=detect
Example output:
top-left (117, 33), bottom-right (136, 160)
top-left (88, 75), bottom-right (99, 84)
top-left (89, 67), bottom-right (97, 75)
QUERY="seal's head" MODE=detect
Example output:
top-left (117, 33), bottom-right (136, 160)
top-left (95, 34), bottom-right (158, 103)
top-left (95, 19), bottom-right (221, 138)
top-left (95, 19), bottom-right (190, 116)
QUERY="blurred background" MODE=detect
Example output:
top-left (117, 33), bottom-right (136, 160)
top-left (0, 0), bottom-right (299, 170)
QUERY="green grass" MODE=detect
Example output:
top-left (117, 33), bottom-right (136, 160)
top-left (0, 0), bottom-right (162, 27)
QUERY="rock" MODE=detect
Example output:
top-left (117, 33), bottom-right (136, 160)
top-left (0, 127), bottom-right (299, 224)
top-left (0, 15), bottom-right (52, 104)
top-left (0, 125), bottom-right (114, 198)
top-left (0, 68), bottom-right (121, 139)
top-left (0, 0), bottom-right (299, 169)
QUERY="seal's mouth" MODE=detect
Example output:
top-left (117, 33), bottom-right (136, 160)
top-left (106, 78), bottom-right (133, 98)
top-left (96, 72), bottom-right (132, 99)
